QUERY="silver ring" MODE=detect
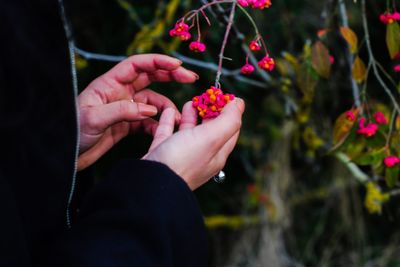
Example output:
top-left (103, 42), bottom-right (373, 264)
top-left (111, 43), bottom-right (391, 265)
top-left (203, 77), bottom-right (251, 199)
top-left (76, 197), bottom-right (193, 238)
top-left (213, 170), bottom-right (226, 183)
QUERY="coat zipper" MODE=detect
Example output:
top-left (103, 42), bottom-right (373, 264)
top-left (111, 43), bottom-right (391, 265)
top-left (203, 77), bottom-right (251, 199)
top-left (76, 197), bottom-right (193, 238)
top-left (58, 0), bottom-right (80, 229)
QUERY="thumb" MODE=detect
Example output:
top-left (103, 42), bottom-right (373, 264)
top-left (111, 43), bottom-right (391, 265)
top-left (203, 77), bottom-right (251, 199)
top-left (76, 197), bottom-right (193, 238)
top-left (148, 108), bottom-right (176, 152)
top-left (81, 100), bottom-right (157, 133)
top-left (196, 98), bottom-right (245, 148)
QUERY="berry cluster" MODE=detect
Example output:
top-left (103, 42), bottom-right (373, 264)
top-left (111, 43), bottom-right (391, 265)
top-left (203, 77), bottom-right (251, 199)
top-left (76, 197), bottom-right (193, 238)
top-left (169, 22), bottom-right (207, 53)
top-left (237, 0), bottom-right (272, 9)
top-left (384, 156), bottom-right (400, 168)
top-left (240, 39), bottom-right (275, 75)
top-left (379, 12), bottom-right (400, 24)
top-left (345, 110), bottom-right (388, 138)
top-left (169, 1), bottom-right (274, 118)
top-left (192, 86), bottom-right (235, 119)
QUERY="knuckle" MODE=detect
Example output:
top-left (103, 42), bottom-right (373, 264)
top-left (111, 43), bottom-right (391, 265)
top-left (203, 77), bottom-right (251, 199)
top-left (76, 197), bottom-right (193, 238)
top-left (83, 109), bottom-right (101, 129)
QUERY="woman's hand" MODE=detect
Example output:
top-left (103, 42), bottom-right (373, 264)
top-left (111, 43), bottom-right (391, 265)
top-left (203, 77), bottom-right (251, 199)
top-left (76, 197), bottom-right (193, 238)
top-left (143, 98), bottom-right (245, 190)
top-left (77, 54), bottom-right (198, 171)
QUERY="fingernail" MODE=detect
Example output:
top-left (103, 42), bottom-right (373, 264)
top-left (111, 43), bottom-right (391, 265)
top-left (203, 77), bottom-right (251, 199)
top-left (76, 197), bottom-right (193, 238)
top-left (190, 71), bottom-right (200, 80)
top-left (138, 103), bottom-right (158, 116)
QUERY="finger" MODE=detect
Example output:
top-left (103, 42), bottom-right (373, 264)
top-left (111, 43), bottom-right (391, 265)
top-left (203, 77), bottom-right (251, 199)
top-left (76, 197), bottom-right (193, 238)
top-left (148, 108), bottom-right (176, 151)
top-left (179, 101), bottom-right (198, 130)
top-left (106, 54), bottom-right (183, 84)
top-left (133, 89), bottom-right (181, 122)
top-left (132, 67), bottom-right (198, 91)
top-left (130, 118), bottom-right (159, 136)
top-left (81, 100), bottom-right (157, 134)
top-left (195, 98), bottom-right (245, 150)
top-left (214, 130), bottom-right (241, 168)
top-left (78, 125), bottom-right (128, 171)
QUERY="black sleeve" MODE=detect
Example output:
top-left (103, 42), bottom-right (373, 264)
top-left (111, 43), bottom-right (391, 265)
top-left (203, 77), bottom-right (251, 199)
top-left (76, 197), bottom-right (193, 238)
top-left (43, 160), bottom-right (209, 267)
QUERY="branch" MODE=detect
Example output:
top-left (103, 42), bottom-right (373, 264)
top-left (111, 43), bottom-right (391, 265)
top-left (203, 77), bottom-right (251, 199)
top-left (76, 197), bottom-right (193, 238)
top-left (75, 47), bottom-right (127, 62)
top-left (338, 0), bottom-right (362, 108)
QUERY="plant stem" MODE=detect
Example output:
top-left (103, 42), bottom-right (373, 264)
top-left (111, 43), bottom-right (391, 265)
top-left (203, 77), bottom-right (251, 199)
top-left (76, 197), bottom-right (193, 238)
top-left (386, 108), bottom-right (397, 148)
top-left (215, 2), bottom-right (237, 87)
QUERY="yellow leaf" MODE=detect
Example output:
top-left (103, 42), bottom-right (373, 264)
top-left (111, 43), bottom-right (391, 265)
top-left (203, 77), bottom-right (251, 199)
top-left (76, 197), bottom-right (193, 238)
top-left (333, 108), bottom-right (360, 145)
top-left (352, 56), bottom-right (367, 83)
top-left (311, 41), bottom-right (331, 78)
top-left (386, 22), bottom-right (400, 59)
top-left (340, 26), bottom-right (358, 54)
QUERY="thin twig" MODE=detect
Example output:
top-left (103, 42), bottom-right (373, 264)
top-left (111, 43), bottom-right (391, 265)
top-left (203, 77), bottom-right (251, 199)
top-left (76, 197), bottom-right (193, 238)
top-left (172, 52), bottom-right (266, 88)
top-left (215, 2), bottom-right (237, 87)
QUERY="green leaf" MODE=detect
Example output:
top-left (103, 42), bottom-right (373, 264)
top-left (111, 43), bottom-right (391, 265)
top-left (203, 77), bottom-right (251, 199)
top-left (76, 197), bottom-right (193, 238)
top-left (352, 56), bottom-right (367, 83)
top-left (296, 63), bottom-right (319, 98)
top-left (366, 130), bottom-right (387, 148)
top-left (352, 148), bottom-right (385, 166)
top-left (311, 41), bottom-right (331, 79)
top-left (385, 165), bottom-right (399, 188)
top-left (386, 22), bottom-right (400, 59)
top-left (340, 27), bottom-right (358, 54)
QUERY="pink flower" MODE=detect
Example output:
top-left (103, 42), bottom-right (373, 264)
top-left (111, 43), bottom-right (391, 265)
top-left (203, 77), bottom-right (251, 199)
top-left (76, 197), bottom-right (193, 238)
top-left (189, 41), bottom-right (206, 53)
top-left (384, 156), bottom-right (400, 168)
top-left (394, 65), bottom-right (400, 72)
top-left (251, 0), bottom-right (272, 9)
top-left (169, 22), bottom-right (191, 41)
top-left (238, 0), bottom-right (250, 7)
top-left (329, 55), bottom-right (335, 64)
top-left (392, 12), bottom-right (400, 21)
top-left (258, 56), bottom-right (275, 71)
top-left (379, 12), bottom-right (400, 24)
top-left (178, 32), bottom-right (191, 41)
top-left (373, 111), bottom-right (388, 125)
top-left (241, 63), bottom-right (255, 74)
top-left (249, 40), bottom-right (261, 51)
top-left (345, 110), bottom-right (356, 122)
top-left (357, 117), bottom-right (378, 137)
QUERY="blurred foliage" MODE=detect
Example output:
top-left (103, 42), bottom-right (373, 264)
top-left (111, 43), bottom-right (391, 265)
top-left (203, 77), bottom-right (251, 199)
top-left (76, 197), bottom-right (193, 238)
top-left (70, 0), bottom-right (400, 266)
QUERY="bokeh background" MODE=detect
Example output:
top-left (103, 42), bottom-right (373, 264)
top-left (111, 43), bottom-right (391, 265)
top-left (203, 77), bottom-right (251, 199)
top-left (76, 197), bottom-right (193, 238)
top-left (69, 0), bottom-right (400, 266)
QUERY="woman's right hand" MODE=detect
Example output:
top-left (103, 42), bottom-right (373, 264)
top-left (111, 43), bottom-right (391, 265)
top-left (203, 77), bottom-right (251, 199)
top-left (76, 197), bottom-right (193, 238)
top-left (143, 98), bottom-right (245, 190)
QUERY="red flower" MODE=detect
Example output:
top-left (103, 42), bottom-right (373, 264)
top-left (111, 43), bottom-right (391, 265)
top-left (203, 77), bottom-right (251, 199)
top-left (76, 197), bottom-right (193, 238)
top-left (241, 63), bottom-right (255, 74)
top-left (384, 156), bottom-right (400, 168)
top-left (189, 41), bottom-right (206, 53)
top-left (394, 65), bottom-right (400, 72)
top-left (258, 56), bottom-right (275, 71)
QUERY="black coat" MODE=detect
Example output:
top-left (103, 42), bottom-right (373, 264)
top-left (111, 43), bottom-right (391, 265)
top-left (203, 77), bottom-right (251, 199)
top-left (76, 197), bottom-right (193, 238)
top-left (0, 0), bottom-right (208, 266)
